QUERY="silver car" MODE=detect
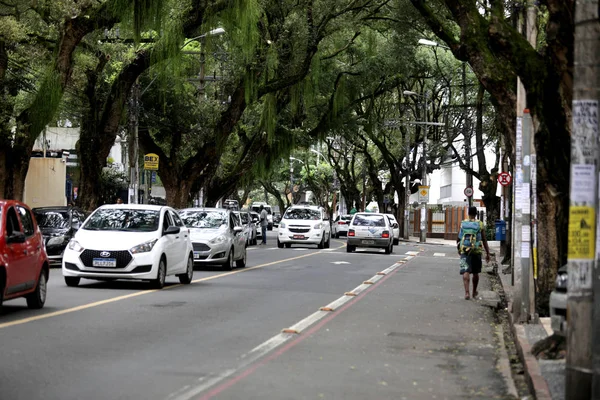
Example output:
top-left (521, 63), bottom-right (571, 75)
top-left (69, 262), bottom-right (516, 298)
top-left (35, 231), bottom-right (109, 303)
top-left (179, 208), bottom-right (247, 270)
top-left (346, 212), bottom-right (394, 254)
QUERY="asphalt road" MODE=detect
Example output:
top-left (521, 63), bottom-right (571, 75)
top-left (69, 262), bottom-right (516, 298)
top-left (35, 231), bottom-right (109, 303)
top-left (0, 231), bottom-right (518, 400)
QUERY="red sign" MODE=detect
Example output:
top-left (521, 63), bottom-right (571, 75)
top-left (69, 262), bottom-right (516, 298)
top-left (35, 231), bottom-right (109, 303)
top-left (464, 187), bottom-right (474, 197)
top-left (498, 172), bottom-right (512, 186)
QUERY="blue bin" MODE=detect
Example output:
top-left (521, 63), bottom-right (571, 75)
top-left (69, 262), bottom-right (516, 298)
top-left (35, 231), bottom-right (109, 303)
top-left (495, 220), bottom-right (507, 241)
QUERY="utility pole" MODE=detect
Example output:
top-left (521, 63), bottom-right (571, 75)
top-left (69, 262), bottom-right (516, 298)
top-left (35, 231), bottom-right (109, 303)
top-left (567, 1), bottom-right (599, 398)
top-left (463, 62), bottom-right (473, 207)
top-left (405, 127), bottom-right (411, 240)
top-left (420, 93), bottom-right (428, 243)
top-left (520, 110), bottom-right (533, 322)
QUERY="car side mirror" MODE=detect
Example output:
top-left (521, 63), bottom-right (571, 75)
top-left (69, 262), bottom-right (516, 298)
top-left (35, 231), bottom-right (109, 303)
top-left (6, 231), bottom-right (26, 244)
top-left (72, 222), bottom-right (81, 230)
top-left (233, 226), bottom-right (243, 233)
top-left (393, 223), bottom-right (399, 229)
top-left (164, 226), bottom-right (180, 235)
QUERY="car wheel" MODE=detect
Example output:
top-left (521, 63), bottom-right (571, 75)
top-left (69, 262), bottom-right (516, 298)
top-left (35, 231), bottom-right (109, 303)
top-left (325, 233), bottom-right (331, 248)
top-left (152, 258), bottom-right (167, 289)
top-left (393, 238), bottom-right (399, 245)
top-left (236, 247), bottom-right (247, 268)
top-left (346, 244), bottom-right (355, 253)
top-left (285, 243), bottom-right (292, 248)
top-left (178, 255), bottom-right (194, 284)
top-left (277, 238), bottom-right (284, 248)
top-left (385, 242), bottom-right (392, 254)
top-left (223, 249), bottom-right (234, 271)
top-left (26, 270), bottom-right (47, 309)
top-left (317, 235), bottom-right (325, 249)
top-left (64, 276), bottom-right (80, 287)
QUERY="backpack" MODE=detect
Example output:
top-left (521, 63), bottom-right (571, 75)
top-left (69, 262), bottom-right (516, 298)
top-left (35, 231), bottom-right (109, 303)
top-left (458, 220), bottom-right (482, 254)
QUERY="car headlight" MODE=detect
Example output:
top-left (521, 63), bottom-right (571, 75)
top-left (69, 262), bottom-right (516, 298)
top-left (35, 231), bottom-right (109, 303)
top-left (130, 239), bottom-right (158, 254)
top-left (314, 222), bottom-right (322, 229)
top-left (279, 222), bottom-right (286, 228)
top-left (210, 235), bottom-right (226, 244)
top-left (48, 235), bottom-right (67, 246)
top-left (67, 240), bottom-right (84, 252)
top-left (556, 273), bottom-right (568, 290)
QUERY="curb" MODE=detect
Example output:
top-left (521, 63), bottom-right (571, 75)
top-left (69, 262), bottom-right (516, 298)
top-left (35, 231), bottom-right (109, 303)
top-left (503, 293), bottom-right (553, 399)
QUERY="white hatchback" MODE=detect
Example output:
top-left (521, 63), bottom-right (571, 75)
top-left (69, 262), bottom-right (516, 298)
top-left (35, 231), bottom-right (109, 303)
top-left (62, 204), bottom-right (194, 289)
top-left (385, 214), bottom-right (400, 244)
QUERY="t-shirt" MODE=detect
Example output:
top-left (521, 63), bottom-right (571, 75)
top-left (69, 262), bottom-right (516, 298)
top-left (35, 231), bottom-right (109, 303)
top-left (260, 209), bottom-right (268, 227)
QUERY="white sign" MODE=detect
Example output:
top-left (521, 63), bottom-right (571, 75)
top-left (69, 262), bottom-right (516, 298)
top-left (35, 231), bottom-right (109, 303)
top-left (570, 164), bottom-right (596, 204)
top-left (572, 100), bottom-right (598, 163)
top-left (464, 187), bottom-right (474, 197)
top-left (521, 183), bottom-right (531, 214)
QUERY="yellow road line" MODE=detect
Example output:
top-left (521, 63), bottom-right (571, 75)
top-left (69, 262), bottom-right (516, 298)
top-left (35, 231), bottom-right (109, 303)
top-left (0, 251), bottom-right (321, 330)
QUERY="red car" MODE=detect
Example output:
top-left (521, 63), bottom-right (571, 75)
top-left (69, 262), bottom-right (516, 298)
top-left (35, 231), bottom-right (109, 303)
top-left (0, 200), bottom-right (49, 309)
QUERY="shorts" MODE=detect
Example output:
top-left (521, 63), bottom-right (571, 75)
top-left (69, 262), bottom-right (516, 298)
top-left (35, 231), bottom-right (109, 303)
top-left (460, 253), bottom-right (482, 275)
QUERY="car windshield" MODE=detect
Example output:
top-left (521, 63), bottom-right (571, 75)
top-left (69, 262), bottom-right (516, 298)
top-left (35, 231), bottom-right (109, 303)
top-left (341, 215), bottom-right (353, 221)
top-left (83, 208), bottom-right (160, 232)
top-left (180, 210), bottom-right (227, 228)
top-left (284, 208), bottom-right (321, 220)
top-left (34, 210), bottom-right (70, 228)
top-left (353, 214), bottom-right (386, 227)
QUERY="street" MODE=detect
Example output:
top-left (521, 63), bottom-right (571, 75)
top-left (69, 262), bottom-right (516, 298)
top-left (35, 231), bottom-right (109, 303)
top-left (0, 232), bottom-right (520, 400)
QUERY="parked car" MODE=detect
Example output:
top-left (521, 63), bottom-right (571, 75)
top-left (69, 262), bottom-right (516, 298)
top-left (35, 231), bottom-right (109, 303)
top-left (1, 200), bottom-right (49, 309)
top-left (250, 211), bottom-right (262, 239)
top-left (385, 213), bottom-right (400, 245)
top-left (33, 206), bottom-right (87, 264)
top-left (550, 264), bottom-right (568, 336)
top-left (62, 204), bottom-right (194, 288)
top-left (332, 214), bottom-right (353, 238)
top-left (235, 210), bottom-right (257, 246)
top-left (179, 208), bottom-right (247, 270)
top-left (277, 205), bottom-right (331, 249)
top-left (346, 212), bottom-right (394, 254)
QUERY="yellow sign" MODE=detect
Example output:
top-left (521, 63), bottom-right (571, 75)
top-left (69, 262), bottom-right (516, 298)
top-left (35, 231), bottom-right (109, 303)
top-left (144, 153), bottom-right (159, 170)
top-left (418, 185), bottom-right (429, 203)
top-left (568, 206), bottom-right (595, 260)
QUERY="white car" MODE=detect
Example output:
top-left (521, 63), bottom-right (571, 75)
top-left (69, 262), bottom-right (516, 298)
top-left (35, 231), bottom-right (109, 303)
top-left (332, 214), bottom-right (353, 238)
top-left (179, 208), bottom-right (247, 270)
top-left (277, 205), bottom-right (331, 249)
top-left (346, 212), bottom-right (394, 254)
top-left (385, 213), bottom-right (400, 245)
top-left (62, 204), bottom-right (194, 289)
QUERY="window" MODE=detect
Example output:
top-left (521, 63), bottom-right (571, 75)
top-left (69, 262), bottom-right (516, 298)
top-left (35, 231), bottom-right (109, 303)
top-left (16, 206), bottom-right (35, 236)
top-left (352, 214), bottom-right (386, 227)
top-left (83, 209), bottom-right (160, 232)
top-left (5, 207), bottom-right (22, 236)
top-left (163, 211), bottom-right (173, 231)
top-left (170, 211), bottom-right (185, 227)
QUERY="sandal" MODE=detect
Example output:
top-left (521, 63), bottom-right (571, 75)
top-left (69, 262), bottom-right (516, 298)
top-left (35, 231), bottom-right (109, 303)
top-left (465, 293), bottom-right (470, 300)
top-left (473, 291), bottom-right (479, 299)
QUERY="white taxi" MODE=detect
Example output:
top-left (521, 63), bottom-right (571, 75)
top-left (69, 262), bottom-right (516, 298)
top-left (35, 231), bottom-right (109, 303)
top-left (277, 205), bottom-right (331, 249)
top-left (346, 212), bottom-right (394, 254)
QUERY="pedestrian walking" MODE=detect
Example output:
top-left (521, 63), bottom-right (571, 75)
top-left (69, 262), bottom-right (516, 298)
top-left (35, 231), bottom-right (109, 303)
top-left (457, 206), bottom-right (490, 300)
top-left (259, 205), bottom-right (268, 245)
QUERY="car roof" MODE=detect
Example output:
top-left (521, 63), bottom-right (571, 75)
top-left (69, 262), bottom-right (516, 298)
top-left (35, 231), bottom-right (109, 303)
top-left (354, 212), bottom-right (386, 217)
top-left (98, 204), bottom-right (166, 211)
top-left (0, 199), bottom-right (29, 208)
top-left (288, 204), bottom-right (322, 210)
top-left (32, 206), bottom-right (76, 211)
top-left (180, 207), bottom-right (229, 212)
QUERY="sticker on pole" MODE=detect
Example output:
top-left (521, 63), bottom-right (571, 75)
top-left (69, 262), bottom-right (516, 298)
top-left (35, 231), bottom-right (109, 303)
top-left (568, 206), bottom-right (595, 260)
top-left (464, 187), bottom-right (474, 198)
top-left (498, 172), bottom-right (512, 186)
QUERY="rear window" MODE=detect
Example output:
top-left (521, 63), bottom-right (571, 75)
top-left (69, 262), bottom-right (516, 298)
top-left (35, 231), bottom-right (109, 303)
top-left (341, 215), bottom-right (353, 221)
top-left (352, 214), bottom-right (386, 227)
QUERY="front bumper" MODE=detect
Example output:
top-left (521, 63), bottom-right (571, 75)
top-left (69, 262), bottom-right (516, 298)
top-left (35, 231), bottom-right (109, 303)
top-left (347, 237), bottom-right (390, 248)
top-left (62, 248), bottom-right (158, 280)
top-left (278, 228), bottom-right (324, 244)
top-left (192, 241), bottom-right (229, 264)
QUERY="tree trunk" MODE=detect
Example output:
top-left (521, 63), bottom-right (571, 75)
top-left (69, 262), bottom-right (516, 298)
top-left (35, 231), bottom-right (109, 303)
top-left (163, 178), bottom-right (193, 209)
top-left (77, 128), bottom-right (113, 211)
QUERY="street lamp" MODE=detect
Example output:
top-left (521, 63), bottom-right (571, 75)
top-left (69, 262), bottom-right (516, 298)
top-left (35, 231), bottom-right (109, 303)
top-left (403, 90), bottom-right (430, 243)
top-left (418, 38), bottom-right (472, 207)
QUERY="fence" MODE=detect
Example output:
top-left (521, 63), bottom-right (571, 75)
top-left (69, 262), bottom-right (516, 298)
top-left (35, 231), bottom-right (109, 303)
top-left (408, 205), bottom-right (469, 240)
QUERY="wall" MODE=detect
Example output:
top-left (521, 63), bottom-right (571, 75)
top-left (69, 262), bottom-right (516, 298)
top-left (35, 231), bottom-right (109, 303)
top-left (23, 158), bottom-right (67, 207)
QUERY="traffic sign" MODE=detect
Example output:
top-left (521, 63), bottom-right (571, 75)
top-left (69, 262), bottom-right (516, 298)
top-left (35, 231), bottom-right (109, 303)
top-left (464, 186), bottom-right (474, 197)
top-left (498, 171), bottom-right (512, 186)
top-left (144, 153), bottom-right (159, 170)
top-left (418, 186), bottom-right (429, 203)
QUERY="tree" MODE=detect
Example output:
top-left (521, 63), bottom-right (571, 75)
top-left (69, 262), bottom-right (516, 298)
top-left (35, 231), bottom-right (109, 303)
top-left (409, 0), bottom-right (573, 312)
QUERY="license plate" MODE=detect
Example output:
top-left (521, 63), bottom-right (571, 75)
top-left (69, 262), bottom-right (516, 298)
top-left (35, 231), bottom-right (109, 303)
top-left (293, 235), bottom-right (305, 239)
top-left (361, 240), bottom-right (375, 245)
top-left (194, 252), bottom-right (201, 259)
top-left (92, 258), bottom-right (117, 267)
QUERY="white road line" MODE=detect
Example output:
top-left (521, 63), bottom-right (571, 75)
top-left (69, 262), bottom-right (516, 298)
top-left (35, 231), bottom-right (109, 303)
top-left (405, 251), bottom-right (420, 256)
top-left (433, 253), bottom-right (446, 257)
top-left (167, 260), bottom-right (405, 400)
